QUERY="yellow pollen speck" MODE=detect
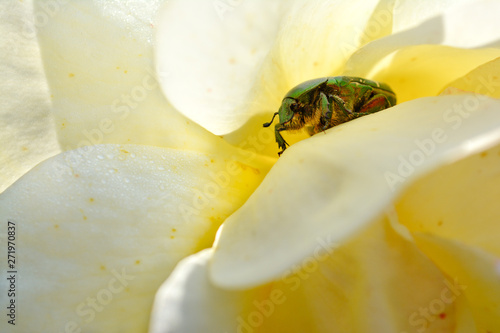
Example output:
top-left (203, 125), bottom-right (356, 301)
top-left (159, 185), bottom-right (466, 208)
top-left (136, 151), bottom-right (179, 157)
top-left (116, 66), bottom-right (120, 69)
top-left (235, 161), bottom-right (260, 175)
top-left (209, 216), bottom-right (222, 223)
top-left (83, 216), bottom-right (87, 220)
top-left (22, 147), bottom-right (28, 151)
top-left (135, 260), bottom-right (141, 265)
top-left (89, 198), bottom-right (95, 203)
top-left (481, 152), bottom-right (488, 158)
top-left (210, 159), bottom-right (215, 163)
top-left (171, 228), bottom-right (177, 232)
top-left (68, 73), bottom-right (75, 77)
top-left (170, 235), bottom-right (175, 239)
top-left (229, 58), bottom-right (236, 64)
top-left (437, 220), bottom-right (443, 226)
top-left (124, 70), bottom-right (128, 74)
top-left (100, 265), bottom-right (106, 270)
top-left (54, 224), bottom-right (59, 229)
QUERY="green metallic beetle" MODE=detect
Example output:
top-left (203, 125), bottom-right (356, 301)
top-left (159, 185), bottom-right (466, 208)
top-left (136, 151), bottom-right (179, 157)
top-left (263, 76), bottom-right (396, 155)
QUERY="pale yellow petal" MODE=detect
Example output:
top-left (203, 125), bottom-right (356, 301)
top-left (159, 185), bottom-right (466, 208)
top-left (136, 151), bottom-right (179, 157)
top-left (0, 143), bottom-right (267, 333)
top-left (414, 233), bottom-right (500, 332)
top-left (0, 1), bottom-right (60, 192)
top-left (153, 219), bottom-right (457, 333)
top-left (441, 57), bottom-right (500, 98)
top-left (254, 219), bottom-right (456, 333)
top-left (396, 142), bottom-right (500, 256)
top-left (36, 1), bottom-right (222, 151)
top-left (454, 295), bottom-right (478, 333)
top-left (211, 95), bottom-right (500, 289)
top-left (367, 45), bottom-right (500, 103)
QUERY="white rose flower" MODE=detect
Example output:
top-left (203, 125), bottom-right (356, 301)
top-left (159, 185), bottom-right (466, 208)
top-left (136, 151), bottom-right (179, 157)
top-left (1, 1), bottom-right (500, 333)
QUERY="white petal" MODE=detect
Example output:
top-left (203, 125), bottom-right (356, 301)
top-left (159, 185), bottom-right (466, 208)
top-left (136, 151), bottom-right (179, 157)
top-left (396, 142), bottom-right (500, 256)
top-left (36, 0), bottom-right (221, 151)
top-left (0, 1), bottom-right (60, 192)
top-left (156, 0), bottom-right (382, 136)
top-left (260, 0), bottom-right (382, 90)
top-left (211, 95), bottom-right (500, 289)
top-left (344, 0), bottom-right (500, 78)
top-left (149, 249), bottom-right (250, 333)
top-left (155, 0), bottom-right (288, 135)
top-left (152, 219), bottom-right (457, 333)
top-left (0, 144), bottom-right (267, 332)
top-left (439, 0), bottom-right (500, 48)
top-left (393, 0), bottom-right (475, 34)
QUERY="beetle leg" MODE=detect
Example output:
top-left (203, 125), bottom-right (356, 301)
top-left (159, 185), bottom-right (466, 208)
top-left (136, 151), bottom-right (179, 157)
top-left (319, 92), bottom-right (332, 130)
top-left (331, 95), bottom-right (353, 116)
top-left (275, 124), bottom-right (289, 156)
top-left (321, 94), bottom-right (353, 130)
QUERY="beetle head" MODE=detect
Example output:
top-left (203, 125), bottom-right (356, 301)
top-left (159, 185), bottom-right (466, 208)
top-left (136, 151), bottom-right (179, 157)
top-left (263, 98), bottom-right (296, 127)
top-left (279, 98), bottom-right (295, 123)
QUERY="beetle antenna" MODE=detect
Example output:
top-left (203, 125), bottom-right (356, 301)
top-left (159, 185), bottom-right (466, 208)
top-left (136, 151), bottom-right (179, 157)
top-left (263, 112), bottom-right (279, 127)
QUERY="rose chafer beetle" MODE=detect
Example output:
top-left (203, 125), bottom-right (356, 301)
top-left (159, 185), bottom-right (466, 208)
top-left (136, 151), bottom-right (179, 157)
top-left (263, 76), bottom-right (396, 155)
